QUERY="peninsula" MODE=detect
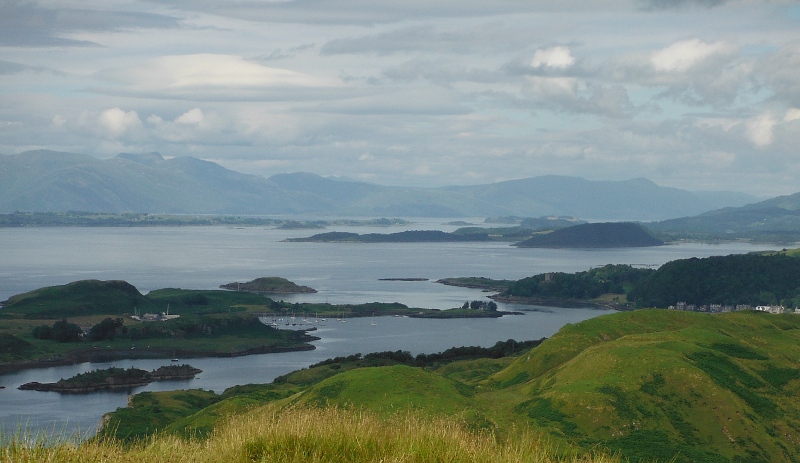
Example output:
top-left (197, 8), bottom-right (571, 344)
top-left (514, 222), bottom-right (664, 248)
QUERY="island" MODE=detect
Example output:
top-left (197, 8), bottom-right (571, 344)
top-left (285, 230), bottom-right (491, 243)
top-left (220, 277), bottom-right (317, 294)
top-left (18, 365), bottom-right (202, 393)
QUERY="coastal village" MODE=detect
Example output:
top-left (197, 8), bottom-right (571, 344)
top-left (670, 302), bottom-right (800, 314)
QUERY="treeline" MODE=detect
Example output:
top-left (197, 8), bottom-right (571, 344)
top-left (460, 300), bottom-right (498, 311)
top-left (502, 264), bottom-right (654, 300)
top-left (32, 314), bottom-right (275, 343)
top-left (628, 253), bottom-right (800, 308)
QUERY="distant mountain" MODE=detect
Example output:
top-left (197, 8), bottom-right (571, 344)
top-left (515, 222), bottom-right (664, 248)
top-left (0, 150), bottom-right (758, 220)
top-left (648, 191), bottom-right (800, 241)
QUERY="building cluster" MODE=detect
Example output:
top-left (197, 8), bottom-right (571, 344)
top-left (669, 302), bottom-right (799, 314)
top-left (130, 305), bottom-right (180, 322)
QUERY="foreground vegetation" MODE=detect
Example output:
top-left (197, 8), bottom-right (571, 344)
top-left (1, 406), bottom-right (619, 463)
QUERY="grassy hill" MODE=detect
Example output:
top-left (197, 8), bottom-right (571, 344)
top-left (88, 309), bottom-right (800, 463)
top-left (1, 280), bottom-right (154, 318)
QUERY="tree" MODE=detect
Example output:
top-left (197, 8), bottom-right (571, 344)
top-left (87, 317), bottom-right (126, 342)
top-left (51, 319), bottom-right (83, 343)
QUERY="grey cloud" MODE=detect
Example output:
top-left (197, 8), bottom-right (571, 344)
top-left (0, 60), bottom-right (63, 75)
top-left (321, 22), bottom-right (531, 56)
top-left (639, 0), bottom-right (729, 10)
top-left (381, 58), bottom-right (502, 86)
top-left (0, 1), bottom-right (181, 47)
top-left (528, 82), bottom-right (638, 119)
top-left (760, 43), bottom-right (800, 106)
top-left (152, 0), bottom-right (634, 25)
top-left (0, 60), bottom-right (29, 74)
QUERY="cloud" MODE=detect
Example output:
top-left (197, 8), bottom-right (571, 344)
top-left (651, 39), bottom-right (733, 72)
top-left (531, 46), bottom-right (575, 70)
top-left (156, 0), bottom-right (633, 26)
top-left (639, 0), bottom-right (729, 10)
top-left (92, 54), bottom-right (342, 100)
top-left (0, 1), bottom-right (180, 47)
top-left (785, 108), bottom-right (800, 122)
top-left (175, 108), bottom-right (204, 125)
top-left (98, 108), bottom-right (143, 137)
top-left (745, 112), bottom-right (777, 147)
top-left (760, 43), bottom-right (800, 106)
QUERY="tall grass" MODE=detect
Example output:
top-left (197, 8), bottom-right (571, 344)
top-left (1, 406), bottom-right (620, 463)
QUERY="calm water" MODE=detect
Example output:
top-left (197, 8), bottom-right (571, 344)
top-left (0, 222), bottom-right (778, 438)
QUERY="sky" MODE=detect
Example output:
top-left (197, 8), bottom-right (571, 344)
top-left (1, 0), bottom-right (799, 198)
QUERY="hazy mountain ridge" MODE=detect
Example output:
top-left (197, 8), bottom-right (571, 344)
top-left (0, 150), bottom-right (758, 220)
top-left (649, 191), bottom-right (800, 240)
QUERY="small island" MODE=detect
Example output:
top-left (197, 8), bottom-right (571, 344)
top-left (220, 277), bottom-right (317, 294)
top-left (18, 365), bottom-right (202, 393)
top-left (408, 300), bottom-right (522, 319)
top-left (285, 230), bottom-right (490, 243)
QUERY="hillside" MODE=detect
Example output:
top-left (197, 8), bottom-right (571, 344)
top-left (89, 309), bottom-right (800, 463)
top-left (515, 222), bottom-right (664, 248)
top-left (649, 191), bottom-right (800, 241)
top-left (0, 150), bottom-right (756, 220)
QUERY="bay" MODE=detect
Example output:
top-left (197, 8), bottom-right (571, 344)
top-left (0, 221), bottom-right (778, 439)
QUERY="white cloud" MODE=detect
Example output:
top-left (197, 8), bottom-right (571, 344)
top-left (175, 108), bottom-right (204, 125)
top-left (745, 112), bottom-right (776, 147)
top-left (785, 108), bottom-right (800, 122)
top-left (93, 54), bottom-right (342, 100)
top-left (98, 108), bottom-right (143, 137)
top-left (650, 39), bottom-right (733, 72)
top-left (531, 46), bottom-right (575, 69)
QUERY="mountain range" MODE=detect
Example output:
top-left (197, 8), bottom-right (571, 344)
top-left (0, 150), bottom-right (758, 220)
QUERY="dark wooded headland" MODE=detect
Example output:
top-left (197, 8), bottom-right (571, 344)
top-left (441, 250), bottom-right (800, 311)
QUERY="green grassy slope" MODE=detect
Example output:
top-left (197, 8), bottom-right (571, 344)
top-left (490, 310), bottom-right (800, 462)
